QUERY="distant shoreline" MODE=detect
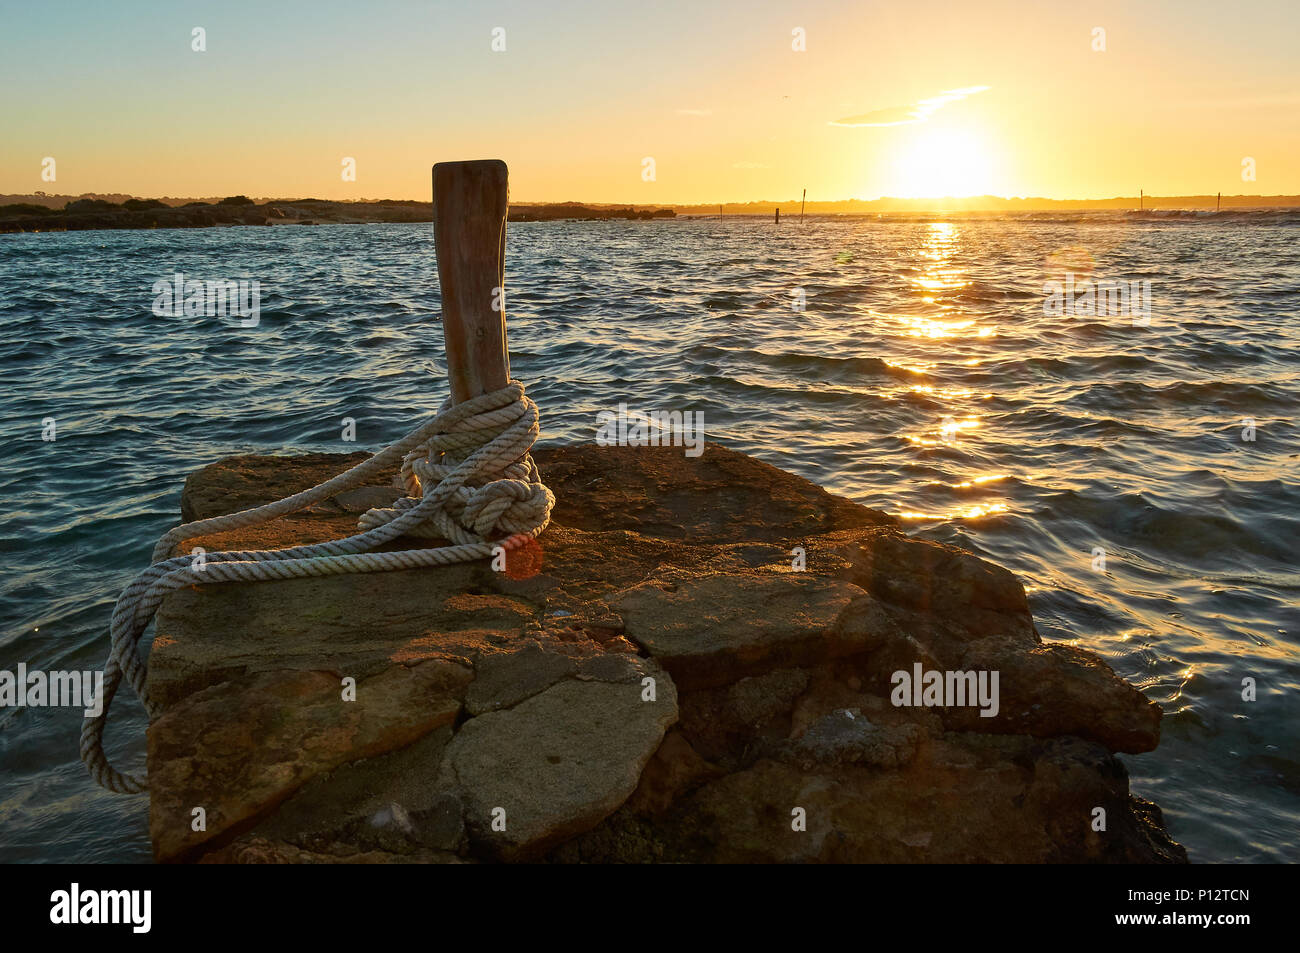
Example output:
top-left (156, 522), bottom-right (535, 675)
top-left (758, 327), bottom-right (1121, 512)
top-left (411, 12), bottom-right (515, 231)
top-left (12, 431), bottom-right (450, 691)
top-left (0, 197), bottom-right (675, 235)
top-left (3, 193), bottom-right (1298, 235)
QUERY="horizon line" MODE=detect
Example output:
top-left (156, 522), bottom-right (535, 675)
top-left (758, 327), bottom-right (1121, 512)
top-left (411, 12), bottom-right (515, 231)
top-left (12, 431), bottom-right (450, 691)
top-left (5, 191), bottom-right (1297, 208)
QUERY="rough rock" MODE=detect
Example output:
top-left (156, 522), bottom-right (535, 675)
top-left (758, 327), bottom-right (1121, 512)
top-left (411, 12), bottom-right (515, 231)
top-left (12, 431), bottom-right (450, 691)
top-left (148, 660), bottom-right (469, 861)
top-left (145, 442), bottom-right (1184, 863)
top-left (782, 708), bottom-right (925, 771)
top-left (553, 736), bottom-right (1184, 864)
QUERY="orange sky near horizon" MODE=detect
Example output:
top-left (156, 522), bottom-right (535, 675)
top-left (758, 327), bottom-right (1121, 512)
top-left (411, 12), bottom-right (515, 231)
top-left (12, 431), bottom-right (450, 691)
top-left (2, 0), bottom-right (1297, 204)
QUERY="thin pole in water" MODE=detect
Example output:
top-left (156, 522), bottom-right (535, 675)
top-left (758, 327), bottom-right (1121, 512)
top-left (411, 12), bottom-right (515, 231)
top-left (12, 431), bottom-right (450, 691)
top-left (432, 159), bottom-right (512, 405)
top-left (1217, 192), bottom-right (1221, 212)
top-left (775, 208), bottom-right (780, 224)
top-left (801, 188), bottom-right (806, 224)
top-left (1139, 189), bottom-right (1143, 211)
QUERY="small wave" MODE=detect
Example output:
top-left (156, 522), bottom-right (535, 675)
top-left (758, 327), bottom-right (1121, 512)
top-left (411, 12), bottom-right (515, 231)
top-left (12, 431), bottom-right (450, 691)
top-left (1072, 379), bottom-right (1298, 413)
top-left (682, 344), bottom-right (904, 381)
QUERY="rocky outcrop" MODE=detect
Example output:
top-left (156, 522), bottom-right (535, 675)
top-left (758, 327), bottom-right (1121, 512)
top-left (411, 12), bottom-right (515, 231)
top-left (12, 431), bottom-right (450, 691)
top-left (145, 443), bottom-right (1184, 863)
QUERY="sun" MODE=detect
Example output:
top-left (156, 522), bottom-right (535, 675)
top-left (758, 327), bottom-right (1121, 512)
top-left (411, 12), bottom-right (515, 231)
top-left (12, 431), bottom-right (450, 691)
top-left (891, 126), bottom-right (998, 199)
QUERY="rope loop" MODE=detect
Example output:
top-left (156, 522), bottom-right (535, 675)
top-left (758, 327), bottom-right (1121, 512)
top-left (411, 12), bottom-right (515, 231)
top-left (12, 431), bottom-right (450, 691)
top-left (82, 378), bottom-right (553, 793)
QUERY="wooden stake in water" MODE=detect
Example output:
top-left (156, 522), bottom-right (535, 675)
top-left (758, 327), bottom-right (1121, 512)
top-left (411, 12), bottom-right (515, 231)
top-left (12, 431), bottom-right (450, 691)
top-left (775, 208), bottom-right (780, 224)
top-left (800, 188), bottom-right (806, 224)
top-left (1217, 192), bottom-right (1221, 212)
top-left (1140, 189), bottom-right (1143, 211)
top-left (433, 159), bottom-right (511, 405)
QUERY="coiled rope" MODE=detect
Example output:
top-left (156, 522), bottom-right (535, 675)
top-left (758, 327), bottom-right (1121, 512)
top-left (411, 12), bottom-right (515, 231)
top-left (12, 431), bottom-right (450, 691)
top-left (82, 379), bottom-right (554, 793)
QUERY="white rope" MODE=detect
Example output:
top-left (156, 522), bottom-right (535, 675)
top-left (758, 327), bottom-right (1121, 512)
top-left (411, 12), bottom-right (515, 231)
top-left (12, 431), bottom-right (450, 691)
top-left (82, 379), bottom-right (554, 793)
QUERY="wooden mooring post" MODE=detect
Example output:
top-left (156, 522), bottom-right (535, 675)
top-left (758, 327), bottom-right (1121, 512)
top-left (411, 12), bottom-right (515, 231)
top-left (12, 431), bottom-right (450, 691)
top-left (432, 159), bottom-right (512, 404)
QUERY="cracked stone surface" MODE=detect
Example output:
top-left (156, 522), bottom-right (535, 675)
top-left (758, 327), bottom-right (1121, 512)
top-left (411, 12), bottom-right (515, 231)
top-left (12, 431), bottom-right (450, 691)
top-left (438, 671), bottom-right (678, 861)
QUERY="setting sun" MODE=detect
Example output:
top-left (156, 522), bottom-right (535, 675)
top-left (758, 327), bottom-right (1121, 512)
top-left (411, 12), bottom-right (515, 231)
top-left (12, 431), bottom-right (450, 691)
top-left (891, 127), bottom-right (999, 199)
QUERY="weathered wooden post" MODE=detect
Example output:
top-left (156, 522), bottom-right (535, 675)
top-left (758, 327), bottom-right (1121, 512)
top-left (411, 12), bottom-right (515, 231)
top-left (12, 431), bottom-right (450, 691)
top-left (433, 159), bottom-right (511, 404)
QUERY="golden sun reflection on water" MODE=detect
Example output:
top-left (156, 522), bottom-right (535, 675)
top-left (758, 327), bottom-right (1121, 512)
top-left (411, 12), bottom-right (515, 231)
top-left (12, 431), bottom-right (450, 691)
top-left (904, 384), bottom-right (984, 400)
top-left (901, 315), bottom-right (983, 339)
top-left (892, 223), bottom-right (1008, 522)
top-left (883, 357), bottom-right (935, 375)
top-left (906, 416), bottom-right (981, 445)
top-left (954, 473), bottom-right (1008, 488)
top-left (899, 502), bottom-right (1010, 521)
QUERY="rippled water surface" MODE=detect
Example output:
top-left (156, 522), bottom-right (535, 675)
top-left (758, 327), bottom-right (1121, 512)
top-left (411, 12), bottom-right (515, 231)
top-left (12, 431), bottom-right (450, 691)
top-left (1, 214), bottom-right (1297, 863)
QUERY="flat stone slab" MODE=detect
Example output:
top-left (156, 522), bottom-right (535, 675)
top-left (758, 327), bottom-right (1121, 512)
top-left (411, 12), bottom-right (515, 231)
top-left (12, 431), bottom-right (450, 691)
top-left (439, 673), bottom-right (678, 861)
top-left (144, 442), bottom-right (1182, 863)
top-left (610, 573), bottom-right (890, 690)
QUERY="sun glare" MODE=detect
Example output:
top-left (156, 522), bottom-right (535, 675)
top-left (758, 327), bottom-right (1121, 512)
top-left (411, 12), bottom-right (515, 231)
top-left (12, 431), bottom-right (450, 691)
top-left (892, 127), bottom-right (997, 199)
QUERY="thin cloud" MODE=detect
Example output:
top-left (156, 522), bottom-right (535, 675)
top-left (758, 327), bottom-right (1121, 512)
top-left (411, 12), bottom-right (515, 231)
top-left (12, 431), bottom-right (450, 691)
top-left (830, 86), bottom-right (990, 127)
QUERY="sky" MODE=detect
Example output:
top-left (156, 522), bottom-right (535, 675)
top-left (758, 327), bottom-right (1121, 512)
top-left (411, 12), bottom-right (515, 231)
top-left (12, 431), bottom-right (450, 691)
top-left (1, 0), bottom-right (1298, 203)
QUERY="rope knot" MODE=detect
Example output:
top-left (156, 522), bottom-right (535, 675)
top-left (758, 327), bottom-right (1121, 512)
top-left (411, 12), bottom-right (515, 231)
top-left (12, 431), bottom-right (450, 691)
top-left (359, 382), bottom-right (554, 545)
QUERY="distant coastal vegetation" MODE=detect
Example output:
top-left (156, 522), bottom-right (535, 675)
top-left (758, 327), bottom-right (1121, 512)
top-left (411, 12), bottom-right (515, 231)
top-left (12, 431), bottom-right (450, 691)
top-left (0, 195), bottom-right (676, 233)
top-left (2, 191), bottom-right (1297, 233)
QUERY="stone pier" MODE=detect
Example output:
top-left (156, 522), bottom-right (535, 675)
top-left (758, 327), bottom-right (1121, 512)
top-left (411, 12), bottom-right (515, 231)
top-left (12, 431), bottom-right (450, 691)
top-left (144, 443), bottom-right (1185, 863)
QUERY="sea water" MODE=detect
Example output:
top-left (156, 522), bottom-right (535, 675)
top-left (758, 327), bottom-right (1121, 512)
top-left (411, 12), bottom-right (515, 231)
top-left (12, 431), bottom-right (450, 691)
top-left (1, 212), bottom-right (1296, 862)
